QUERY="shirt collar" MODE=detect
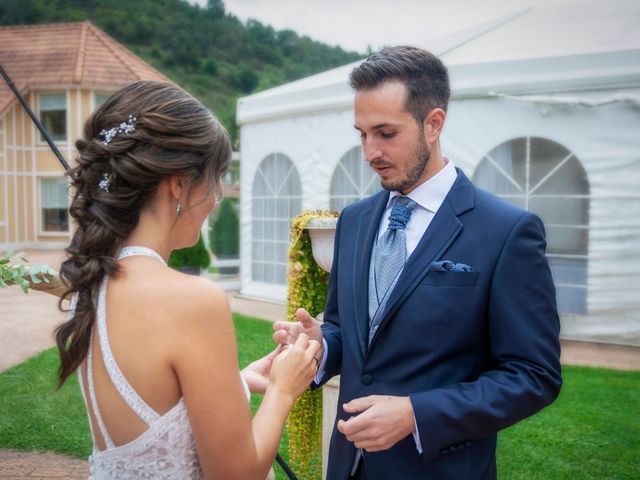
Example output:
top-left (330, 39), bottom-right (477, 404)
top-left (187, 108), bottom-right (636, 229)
top-left (388, 158), bottom-right (457, 213)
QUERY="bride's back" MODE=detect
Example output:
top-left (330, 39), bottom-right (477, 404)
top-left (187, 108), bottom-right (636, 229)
top-left (82, 256), bottom-right (197, 450)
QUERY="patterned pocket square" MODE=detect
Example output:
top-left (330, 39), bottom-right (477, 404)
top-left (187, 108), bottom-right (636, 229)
top-left (429, 260), bottom-right (476, 272)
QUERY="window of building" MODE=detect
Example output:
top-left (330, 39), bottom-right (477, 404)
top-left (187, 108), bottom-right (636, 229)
top-left (39, 93), bottom-right (67, 142)
top-left (473, 137), bottom-right (590, 314)
top-left (330, 146), bottom-right (381, 211)
top-left (95, 92), bottom-right (111, 108)
top-left (40, 177), bottom-right (69, 233)
top-left (251, 153), bottom-right (302, 285)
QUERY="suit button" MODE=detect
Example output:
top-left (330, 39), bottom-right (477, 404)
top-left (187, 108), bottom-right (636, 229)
top-left (361, 374), bottom-right (372, 385)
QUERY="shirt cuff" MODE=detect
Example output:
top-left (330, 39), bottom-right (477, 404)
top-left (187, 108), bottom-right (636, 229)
top-left (412, 411), bottom-right (423, 453)
top-left (313, 338), bottom-right (329, 384)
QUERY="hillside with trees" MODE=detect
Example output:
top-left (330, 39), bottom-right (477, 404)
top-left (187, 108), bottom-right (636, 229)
top-left (0, 0), bottom-right (363, 143)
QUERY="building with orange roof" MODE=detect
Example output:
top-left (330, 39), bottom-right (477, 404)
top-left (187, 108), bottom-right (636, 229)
top-left (0, 21), bottom-right (171, 250)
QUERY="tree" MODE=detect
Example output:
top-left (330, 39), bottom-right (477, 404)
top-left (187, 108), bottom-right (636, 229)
top-left (209, 197), bottom-right (239, 258)
top-left (206, 0), bottom-right (225, 17)
top-left (168, 234), bottom-right (210, 273)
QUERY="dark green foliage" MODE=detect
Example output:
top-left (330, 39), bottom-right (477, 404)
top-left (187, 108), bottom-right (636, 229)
top-left (0, 0), bottom-right (364, 146)
top-left (203, 59), bottom-right (218, 76)
top-left (168, 233), bottom-right (210, 270)
top-left (230, 63), bottom-right (260, 93)
top-left (209, 197), bottom-right (239, 257)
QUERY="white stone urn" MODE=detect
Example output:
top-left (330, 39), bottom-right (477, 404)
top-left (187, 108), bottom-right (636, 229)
top-left (305, 216), bottom-right (339, 480)
top-left (306, 216), bottom-right (338, 273)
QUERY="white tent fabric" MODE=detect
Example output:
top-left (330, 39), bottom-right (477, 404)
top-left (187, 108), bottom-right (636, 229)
top-left (442, 91), bottom-right (640, 313)
top-left (237, 0), bottom-right (640, 338)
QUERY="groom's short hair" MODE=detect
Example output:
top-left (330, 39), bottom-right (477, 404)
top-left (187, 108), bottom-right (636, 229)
top-left (349, 46), bottom-right (450, 123)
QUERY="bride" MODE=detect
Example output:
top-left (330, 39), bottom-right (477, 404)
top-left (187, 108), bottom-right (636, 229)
top-left (55, 81), bottom-right (320, 479)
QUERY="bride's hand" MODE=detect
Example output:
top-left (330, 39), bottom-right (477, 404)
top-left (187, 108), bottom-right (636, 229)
top-left (269, 333), bottom-right (321, 403)
top-left (241, 346), bottom-right (283, 394)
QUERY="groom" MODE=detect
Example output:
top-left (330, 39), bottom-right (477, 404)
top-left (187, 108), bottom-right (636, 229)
top-left (274, 46), bottom-right (562, 479)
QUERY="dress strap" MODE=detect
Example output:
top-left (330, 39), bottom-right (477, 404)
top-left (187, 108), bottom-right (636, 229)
top-left (94, 246), bottom-right (167, 426)
top-left (86, 330), bottom-right (116, 448)
top-left (74, 293), bottom-right (106, 448)
top-left (117, 245), bottom-right (166, 264)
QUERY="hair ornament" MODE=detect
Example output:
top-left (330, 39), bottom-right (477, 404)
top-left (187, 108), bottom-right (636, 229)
top-left (98, 173), bottom-right (111, 192)
top-left (99, 115), bottom-right (137, 145)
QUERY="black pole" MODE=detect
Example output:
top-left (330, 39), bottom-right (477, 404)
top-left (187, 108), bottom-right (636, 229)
top-left (1, 61), bottom-right (301, 480)
top-left (275, 453), bottom-right (300, 480)
top-left (0, 62), bottom-right (71, 171)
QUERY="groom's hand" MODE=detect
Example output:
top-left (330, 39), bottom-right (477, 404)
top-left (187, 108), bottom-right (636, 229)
top-left (337, 395), bottom-right (416, 452)
top-left (273, 308), bottom-right (324, 349)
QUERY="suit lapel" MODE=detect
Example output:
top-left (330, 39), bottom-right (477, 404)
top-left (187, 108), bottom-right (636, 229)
top-left (353, 191), bottom-right (389, 357)
top-left (368, 169), bottom-right (475, 350)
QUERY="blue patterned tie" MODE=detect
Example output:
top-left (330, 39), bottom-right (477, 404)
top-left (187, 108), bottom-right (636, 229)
top-left (373, 195), bottom-right (417, 305)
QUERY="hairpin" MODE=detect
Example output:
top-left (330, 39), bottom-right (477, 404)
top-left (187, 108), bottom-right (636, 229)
top-left (99, 115), bottom-right (137, 145)
top-left (98, 173), bottom-right (111, 192)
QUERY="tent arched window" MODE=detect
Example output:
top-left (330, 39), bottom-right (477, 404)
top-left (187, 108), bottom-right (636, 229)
top-left (251, 153), bottom-right (302, 285)
top-left (473, 137), bottom-right (590, 314)
top-left (330, 146), bottom-right (382, 211)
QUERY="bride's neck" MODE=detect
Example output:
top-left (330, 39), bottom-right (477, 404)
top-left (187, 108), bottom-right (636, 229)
top-left (122, 207), bottom-right (175, 262)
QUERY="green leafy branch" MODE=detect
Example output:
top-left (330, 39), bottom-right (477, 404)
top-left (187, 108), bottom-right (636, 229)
top-left (0, 251), bottom-right (58, 294)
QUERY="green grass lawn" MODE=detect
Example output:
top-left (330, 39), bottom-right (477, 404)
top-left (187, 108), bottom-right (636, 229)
top-left (1, 314), bottom-right (639, 479)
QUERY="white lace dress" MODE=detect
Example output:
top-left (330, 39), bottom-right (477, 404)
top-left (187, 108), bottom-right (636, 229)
top-left (76, 246), bottom-right (250, 479)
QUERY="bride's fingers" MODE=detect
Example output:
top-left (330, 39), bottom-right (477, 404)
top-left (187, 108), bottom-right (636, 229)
top-left (307, 339), bottom-right (321, 355)
top-left (305, 340), bottom-right (322, 370)
top-left (292, 332), bottom-right (310, 350)
top-left (261, 345), bottom-right (284, 364)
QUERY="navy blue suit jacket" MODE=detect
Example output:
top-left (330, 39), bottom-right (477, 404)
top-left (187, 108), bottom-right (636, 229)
top-left (319, 169), bottom-right (562, 479)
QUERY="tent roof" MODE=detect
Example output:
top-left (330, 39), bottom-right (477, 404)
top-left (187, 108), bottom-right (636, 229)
top-left (0, 21), bottom-right (171, 115)
top-left (442, 0), bottom-right (640, 63)
top-left (238, 0), bottom-right (640, 125)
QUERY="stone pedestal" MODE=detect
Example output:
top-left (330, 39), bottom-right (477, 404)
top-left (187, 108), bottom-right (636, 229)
top-left (321, 375), bottom-right (340, 480)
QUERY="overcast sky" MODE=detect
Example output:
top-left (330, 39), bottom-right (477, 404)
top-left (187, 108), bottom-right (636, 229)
top-left (189, 0), bottom-right (577, 52)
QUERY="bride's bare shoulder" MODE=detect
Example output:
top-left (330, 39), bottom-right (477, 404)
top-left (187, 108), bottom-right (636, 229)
top-left (164, 267), bottom-right (226, 304)
top-left (155, 270), bottom-right (237, 366)
top-left (154, 268), bottom-right (231, 328)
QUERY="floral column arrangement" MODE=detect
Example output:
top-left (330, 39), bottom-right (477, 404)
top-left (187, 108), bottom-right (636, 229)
top-left (286, 210), bottom-right (339, 479)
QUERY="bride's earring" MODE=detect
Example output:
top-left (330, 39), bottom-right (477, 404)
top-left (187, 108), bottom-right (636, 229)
top-left (176, 203), bottom-right (181, 217)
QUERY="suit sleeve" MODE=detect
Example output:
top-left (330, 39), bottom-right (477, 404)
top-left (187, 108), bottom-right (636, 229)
top-left (410, 212), bottom-right (562, 463)
top-left (314, 212), bottom-right (344, 387)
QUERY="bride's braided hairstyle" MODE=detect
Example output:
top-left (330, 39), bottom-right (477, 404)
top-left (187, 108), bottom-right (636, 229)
top-left (56, 81), bottom-right (231, 386)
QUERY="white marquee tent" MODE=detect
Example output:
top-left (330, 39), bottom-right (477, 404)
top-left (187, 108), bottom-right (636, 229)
top-left (236, 0), bottom-right (640, 341)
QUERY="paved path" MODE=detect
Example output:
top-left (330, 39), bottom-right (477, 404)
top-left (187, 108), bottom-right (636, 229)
top-left (0, 250), bottom-right (67, 372)
top-left (0, 449), bottom-right (87, 479)
top-left (1, 249), bottom-right (638, 478)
